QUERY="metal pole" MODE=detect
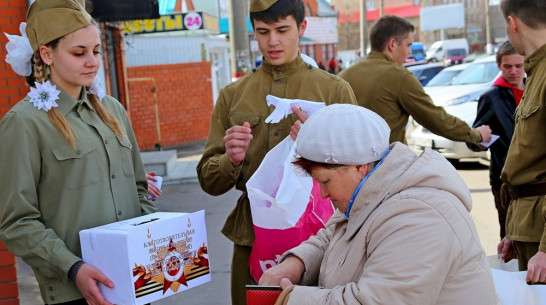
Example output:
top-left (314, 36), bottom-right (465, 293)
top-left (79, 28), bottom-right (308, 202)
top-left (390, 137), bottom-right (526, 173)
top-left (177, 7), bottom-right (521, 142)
top-left (380, 0), bottom-right (384, 17)
top-left (485, 0), bottom-right (493, 54)
top-left (360, 0), bottom-right (368, 58)
top-left (228, 0), bottom-right (251, 81)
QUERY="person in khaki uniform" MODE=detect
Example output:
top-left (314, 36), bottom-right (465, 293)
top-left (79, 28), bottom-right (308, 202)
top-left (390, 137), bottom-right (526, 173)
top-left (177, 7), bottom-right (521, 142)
top-left (496, 0), bottom-right (546, 284)
top-left (338, 15), bottom-right (492, 145)
top-left (0, 0), bottom-right (157, 304)
top-left (196, 0), bottom-right (356, 304)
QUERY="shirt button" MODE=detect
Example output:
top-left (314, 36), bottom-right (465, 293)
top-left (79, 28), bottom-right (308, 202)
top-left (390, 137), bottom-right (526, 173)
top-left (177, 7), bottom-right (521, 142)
top-left (273, 130), bottom-right (279, 137)
top-left (111, 174), bottom-right (116, 179)
top-left (49, 286), bottom-right (53, 291)
top-left (76, 150), bottom-right (81, 155)
top-left (104, 140), bottom-right (108, 144)
top-left (277, 80), bottom-right (281, 84)
top-left (117, 211), bottom-right (122, 216)
top-left (50, 296), bottom-right (55, 301)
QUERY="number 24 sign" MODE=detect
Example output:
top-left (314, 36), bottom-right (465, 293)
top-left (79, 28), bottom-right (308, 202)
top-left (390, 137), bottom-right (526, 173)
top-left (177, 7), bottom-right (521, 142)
top-left (184, 12), bottom-right (203, 30)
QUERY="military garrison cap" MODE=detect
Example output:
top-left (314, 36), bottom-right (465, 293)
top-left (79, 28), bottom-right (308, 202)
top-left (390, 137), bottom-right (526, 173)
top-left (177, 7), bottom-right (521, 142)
top-left (249, 0), bottom-right (279, 12)
top-left (26, 0), bottom-right (93, 52)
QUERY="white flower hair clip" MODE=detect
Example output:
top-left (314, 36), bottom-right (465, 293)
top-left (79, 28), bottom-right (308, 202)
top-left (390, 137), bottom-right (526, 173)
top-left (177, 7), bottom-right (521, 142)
top-left (28, 81), bottom-right (60, 112)
top-left (4, 22), bottom-right (33, 77)
top-left (89, 75), bottom-right (106, 100)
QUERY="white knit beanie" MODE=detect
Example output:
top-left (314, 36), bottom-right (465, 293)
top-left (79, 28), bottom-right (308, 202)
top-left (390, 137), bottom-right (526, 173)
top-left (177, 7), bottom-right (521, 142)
top-left (295, 104), bottom-right (390, 165)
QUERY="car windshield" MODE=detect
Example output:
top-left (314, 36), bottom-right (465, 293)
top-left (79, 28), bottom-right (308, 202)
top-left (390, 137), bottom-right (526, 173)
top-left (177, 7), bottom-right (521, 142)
top-left (426, 69), bottom-right (463, 86)
top-left (410, 69), bottom-right (421, 77)
top-left (450, 61), bottom-right (499, 85)
top-left (412, 48), bottom-right (425, 57)
top-left (446, 49), bottom-right (466, 56)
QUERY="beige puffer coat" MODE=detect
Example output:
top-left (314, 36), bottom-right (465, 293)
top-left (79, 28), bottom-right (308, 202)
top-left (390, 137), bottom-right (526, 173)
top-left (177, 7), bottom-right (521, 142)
top-left (280, 143), bottom-right (499, 305)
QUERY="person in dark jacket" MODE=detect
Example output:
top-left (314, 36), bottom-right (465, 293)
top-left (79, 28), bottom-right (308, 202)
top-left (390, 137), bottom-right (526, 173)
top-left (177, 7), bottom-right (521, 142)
top-left (468, 40), bottom-right (525, 240)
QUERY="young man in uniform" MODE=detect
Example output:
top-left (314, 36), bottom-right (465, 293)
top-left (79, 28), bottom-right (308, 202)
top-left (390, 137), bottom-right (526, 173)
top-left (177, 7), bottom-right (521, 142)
top-left (196, 0), bottom-right (356, 303)
top-left (496, 0), bottom-right (546, 284)
top-left (468, 41), bottom-right (525, 240)
top-left (338, 15), bottom-right (491, 145)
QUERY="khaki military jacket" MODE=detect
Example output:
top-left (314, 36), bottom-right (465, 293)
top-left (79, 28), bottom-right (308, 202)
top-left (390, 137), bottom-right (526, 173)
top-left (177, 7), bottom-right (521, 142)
top-left (338, 51), bottom-right (481, 144)
top-left (196, 55), bottom-right (356, 246)
top-left (501, 44), bottom-right (546, 250)
top-left (0, 86), bottom-right (157, 304)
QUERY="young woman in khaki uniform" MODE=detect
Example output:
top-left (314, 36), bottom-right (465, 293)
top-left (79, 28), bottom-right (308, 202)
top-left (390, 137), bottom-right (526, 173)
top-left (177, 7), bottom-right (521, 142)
top-left (0, 1), bottom-right (157, 304)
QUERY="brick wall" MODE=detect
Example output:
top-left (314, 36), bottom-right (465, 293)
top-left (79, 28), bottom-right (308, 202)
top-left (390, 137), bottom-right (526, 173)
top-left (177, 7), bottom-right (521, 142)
top-left (127, 61), bottom-right (213, 151)
top-left (0, 1), bottom-right (27, 304)
top-left (0, 0), bottom-right (28, 120)
top-left (0, 240), bottom-right (18, 305)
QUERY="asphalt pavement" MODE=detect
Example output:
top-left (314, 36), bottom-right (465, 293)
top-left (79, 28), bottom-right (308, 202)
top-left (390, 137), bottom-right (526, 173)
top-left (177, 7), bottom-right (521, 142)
top-left (16, 143), bottom-right (500, 305)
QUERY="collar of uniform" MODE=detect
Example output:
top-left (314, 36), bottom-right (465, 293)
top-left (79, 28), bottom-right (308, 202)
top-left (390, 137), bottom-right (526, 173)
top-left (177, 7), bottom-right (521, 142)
top-left (524, 43), bottom-right (546, 77)
top-left (260, 55), bottom-right (305, 80)
top-left (56, 85), bottom-right (95, 116)
top-left (366, 51), bottom-right (395, 63)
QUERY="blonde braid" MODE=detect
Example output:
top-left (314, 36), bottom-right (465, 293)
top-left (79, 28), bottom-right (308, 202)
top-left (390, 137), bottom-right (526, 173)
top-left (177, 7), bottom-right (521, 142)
top-left (33, 52), bottom-right (77, 148)
top-left (88, 94), bottom-right (124, 137)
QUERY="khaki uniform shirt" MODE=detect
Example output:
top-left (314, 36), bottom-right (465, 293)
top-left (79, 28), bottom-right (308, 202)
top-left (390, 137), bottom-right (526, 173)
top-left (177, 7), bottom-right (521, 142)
top-left (338, 52), bottom-right (481, 144)
top-left (0, 87), bottom-right (157, 304)
top-left (501, 44), bottom-right (546, 249)
top-left (196, 56), bottom-right (356, 246)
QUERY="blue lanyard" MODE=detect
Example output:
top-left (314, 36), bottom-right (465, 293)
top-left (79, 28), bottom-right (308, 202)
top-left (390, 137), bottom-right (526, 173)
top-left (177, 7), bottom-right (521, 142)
top-left (344, 152), bottom-right (389, 218)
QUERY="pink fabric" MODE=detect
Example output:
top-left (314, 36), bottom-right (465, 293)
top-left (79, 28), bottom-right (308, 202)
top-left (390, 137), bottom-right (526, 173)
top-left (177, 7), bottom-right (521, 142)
top-left (249, 180), bottom-right (333, 283)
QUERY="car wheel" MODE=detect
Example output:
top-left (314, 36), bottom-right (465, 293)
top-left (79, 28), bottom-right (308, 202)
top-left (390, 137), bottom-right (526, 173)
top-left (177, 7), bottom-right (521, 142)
top-left (447, 158), bottom-right (460, 167)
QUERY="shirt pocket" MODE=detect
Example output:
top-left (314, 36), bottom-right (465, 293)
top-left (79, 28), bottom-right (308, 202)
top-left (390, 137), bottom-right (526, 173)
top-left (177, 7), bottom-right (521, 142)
top-left (516, 105), bottom-right (540, 120)
top-left (229, 114), bottom-right (261, 128)
top-left (115, 134), bottom-right (134, 176)
top-left (52, 140), bottom-right (99, 190)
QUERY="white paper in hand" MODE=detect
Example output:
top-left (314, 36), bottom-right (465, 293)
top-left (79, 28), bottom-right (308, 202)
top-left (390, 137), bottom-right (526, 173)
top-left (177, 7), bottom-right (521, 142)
top-left (480, 134), bottom-right (500, 148)
top-left (147, 176), bottom-right (162, 200)
top-left (264, 95), bottom-right (325, 123)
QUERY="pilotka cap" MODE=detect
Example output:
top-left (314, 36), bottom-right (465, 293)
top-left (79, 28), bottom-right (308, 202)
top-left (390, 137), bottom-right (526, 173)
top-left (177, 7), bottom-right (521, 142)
top-left (249, 0), bottom-right (279, 12)
top-left (26, 0), bottom-right (93, 52)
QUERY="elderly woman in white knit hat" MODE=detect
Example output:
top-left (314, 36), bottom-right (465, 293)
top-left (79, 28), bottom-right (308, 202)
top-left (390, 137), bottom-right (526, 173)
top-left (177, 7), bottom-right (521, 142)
top-left (259, 104), bottom-right (498, 305)
top-left (0, 1), bottom-right (157, 304)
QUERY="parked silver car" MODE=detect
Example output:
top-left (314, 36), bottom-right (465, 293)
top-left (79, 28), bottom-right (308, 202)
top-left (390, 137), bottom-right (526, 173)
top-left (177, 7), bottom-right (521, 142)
top-left (410, 55), bottom-right (500, 161)
top-left (425, 63), bottom-right (468, 87)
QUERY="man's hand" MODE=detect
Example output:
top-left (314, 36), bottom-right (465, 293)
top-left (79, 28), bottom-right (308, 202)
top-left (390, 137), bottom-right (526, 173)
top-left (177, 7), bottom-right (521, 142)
top-left (497, 237), bottom-right (517, 261)
top-left (75, 263), bottom-right (114, 305)
top-left (290, 106), bottom-right (309, 140)
top-left (259, 256), bottom-right (305, 286)
top-left (527, 251), bottom-right (546, 283)
top-left (476, 125), bottom-right (492, 142)
top-left (224, 122), bottom-right (253, 166)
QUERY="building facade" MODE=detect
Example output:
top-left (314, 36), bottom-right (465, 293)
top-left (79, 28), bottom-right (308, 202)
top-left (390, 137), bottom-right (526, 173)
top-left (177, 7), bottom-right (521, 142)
top-left (332, 0), bottom-right (506, 54)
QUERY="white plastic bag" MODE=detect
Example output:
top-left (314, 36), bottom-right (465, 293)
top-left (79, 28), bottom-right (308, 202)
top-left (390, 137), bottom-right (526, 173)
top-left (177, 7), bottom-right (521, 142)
top-left (246, 96), bottom-right (334, 282)
top-left (489, 255), bottom-right (546, 305)
top-left (247, 137), bottom-right (311, 229)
